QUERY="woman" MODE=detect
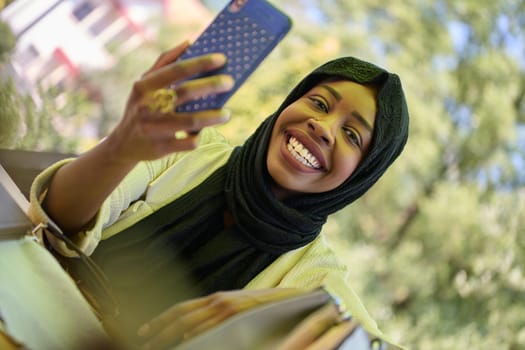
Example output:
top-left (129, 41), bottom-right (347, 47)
top-left (30, 41), bottom-right (409, 349)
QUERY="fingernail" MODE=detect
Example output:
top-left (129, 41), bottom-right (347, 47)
top-left (211, 53), bottom-right (227, 65)
top-left (175, 130), bottom-right (189, 140)
top-left (222, 75), bottom-right (235, 88)
top-left (137, 324), bottom-right (149, 336)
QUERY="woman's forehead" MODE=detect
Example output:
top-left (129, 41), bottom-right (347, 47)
top-left (314, 77), bottom-right (379, 95)
top-left (309, 80), bottom-right (378, 105)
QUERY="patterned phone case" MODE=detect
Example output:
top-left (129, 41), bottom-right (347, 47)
top-left (175, 0), bottom-right (292, 112)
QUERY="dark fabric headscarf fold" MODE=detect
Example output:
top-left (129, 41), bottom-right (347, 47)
top-left (79, 56), bottom-right (409, 333)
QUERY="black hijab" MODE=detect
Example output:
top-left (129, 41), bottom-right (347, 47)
top-left (84, 56), bottom-right (409, 330)
top-left (268, 57), bottom-right (410, 214)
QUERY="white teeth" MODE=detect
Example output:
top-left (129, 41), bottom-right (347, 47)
top-left (287, 136), bottom-right (321, 169)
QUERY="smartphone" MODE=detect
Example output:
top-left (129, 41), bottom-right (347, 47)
top-left (175, 0), bottom-right (292, 113)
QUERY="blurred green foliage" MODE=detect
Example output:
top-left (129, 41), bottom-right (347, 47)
top-left (0, 19), bottom-right (97, 152)
top-left (2, 0), bottom-right (525, 348)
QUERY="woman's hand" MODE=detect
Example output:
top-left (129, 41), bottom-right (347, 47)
top-left (137, 288), bottom-right (304, 350)
top-left (278, 303), bottom-right (358, 350)
top-left (41, 42), bottom-right (234, 234)
top-left (106, 41), bottom-right (235, 166)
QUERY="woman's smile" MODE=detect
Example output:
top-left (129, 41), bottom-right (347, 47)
top-left (282, 129), bottom-right (327, 173)
top-left (286, 135), bottom-right (322, 169)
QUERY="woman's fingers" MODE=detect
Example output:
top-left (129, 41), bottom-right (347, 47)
top-left (139, 108), bottom-right (231, 136)
top-left (304, 319), bottom-right (359, 350)
top-left (101, 47), bottom-right (235, 164)
top-left (139, 308), bottom-right (226, 350)
top-left (278, 303), bottom-right (341, 350)
top-left (138, 315), bottom-right (202, 350)
top-left (137, 289), bottom-right (305, 349)
top-left (136, 53), bottom-right (229, 94)
top-left (175, 74), bottom-right (235, 105)
top-left (110, 106), bottom-right (230, 161)
top-left (137, 296), bottom-right (211, 337)
top-left (138, 296), bottom-right (225, 350)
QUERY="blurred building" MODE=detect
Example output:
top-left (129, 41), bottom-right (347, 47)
top-left (1, 0), bottom-right (211, 105)
top-left (0, 0), bottom-right (212, 188)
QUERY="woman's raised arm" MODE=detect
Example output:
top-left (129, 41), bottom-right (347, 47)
top-left (42, 42), bottom-right (234, 235)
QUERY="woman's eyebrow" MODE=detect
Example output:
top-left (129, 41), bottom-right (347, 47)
top-left (351, 111), bottom-right (373, 133)
top-left (320, 84), bottom-right (342, 101)
top-left (320, 84), bottom-right (373, 133)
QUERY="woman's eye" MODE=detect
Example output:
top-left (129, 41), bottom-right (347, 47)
top-left (343, 127), bottom-right (361, 147)
top-left (310, 97), bottom-right (328, 113)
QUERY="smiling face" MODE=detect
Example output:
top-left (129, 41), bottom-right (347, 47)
top-left (266, 80), bottom-right (377, 200)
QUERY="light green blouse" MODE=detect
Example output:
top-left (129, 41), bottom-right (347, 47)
top-left (27, 127), bottom-right (404, 349)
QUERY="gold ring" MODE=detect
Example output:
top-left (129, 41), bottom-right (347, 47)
top-left (146, 88), bottom-right (177, 113)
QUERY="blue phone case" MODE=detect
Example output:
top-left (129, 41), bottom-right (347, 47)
top-left (175, 0), bottom-right (292, 112)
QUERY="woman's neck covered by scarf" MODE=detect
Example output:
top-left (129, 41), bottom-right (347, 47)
top-left (225, 116), bottom-right (326, 254)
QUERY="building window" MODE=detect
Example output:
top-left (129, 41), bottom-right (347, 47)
top-left (72, 2), bottom-right (95, 21)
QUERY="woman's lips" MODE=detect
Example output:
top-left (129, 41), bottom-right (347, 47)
top-left (284, 131), bottom-right (327, 171)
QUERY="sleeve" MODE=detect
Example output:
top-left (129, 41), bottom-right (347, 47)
top-left (29, 156), bottom-right (176, 257)
top-left (29, 127), bottom-right (228, 257)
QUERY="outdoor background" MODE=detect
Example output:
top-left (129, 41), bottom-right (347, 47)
top-left (2, 1), bottom-right (525, 349)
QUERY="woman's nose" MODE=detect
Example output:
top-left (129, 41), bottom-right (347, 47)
top-left (307, 117), bottom-right (335, 146)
